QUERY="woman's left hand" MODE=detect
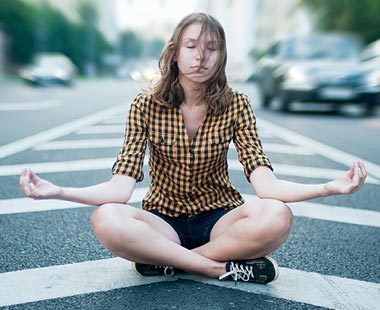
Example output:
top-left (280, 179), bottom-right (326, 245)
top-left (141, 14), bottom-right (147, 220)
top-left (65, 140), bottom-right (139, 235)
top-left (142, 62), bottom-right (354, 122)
top-left (325, 161), bottom-right (367, 195)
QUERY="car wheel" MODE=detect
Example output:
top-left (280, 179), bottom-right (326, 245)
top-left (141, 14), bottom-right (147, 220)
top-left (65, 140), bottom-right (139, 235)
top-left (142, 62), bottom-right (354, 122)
top-left (364, 103), bottom-right (376, 116)
top-left (277, 92), bottom-right (291, 112)
top-left (262, 94), bottom-right (272, 108)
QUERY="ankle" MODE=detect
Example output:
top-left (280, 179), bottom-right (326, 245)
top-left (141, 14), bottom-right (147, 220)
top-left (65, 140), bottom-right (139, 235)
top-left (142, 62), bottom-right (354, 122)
top-left (206, 262), bottom-right (227, 278)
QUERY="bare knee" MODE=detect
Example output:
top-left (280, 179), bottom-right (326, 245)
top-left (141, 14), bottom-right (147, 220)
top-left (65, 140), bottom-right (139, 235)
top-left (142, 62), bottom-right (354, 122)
top-left (91, 203), bottom-right (136, 236)
top-left (242, 199), bottom-right (293, 235)
top-left (262, 199), bottom-right (293, 235)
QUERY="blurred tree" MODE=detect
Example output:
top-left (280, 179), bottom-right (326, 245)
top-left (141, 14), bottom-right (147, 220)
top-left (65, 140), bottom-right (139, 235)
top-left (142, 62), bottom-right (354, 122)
top-left (0, 0), bottom-right (112, 75)
top-left (119, 31), bottom-right (143, 59)
top-left (0, 0), bottom-right (36, 64)
top-left (146, 37), bottom-right (165, 58)
top-left (300, 0), bottom-right (380, 44)
top-left (77, 1), bottom-right (97, 76)
top-left (75, 1), bottom-right (113, 75)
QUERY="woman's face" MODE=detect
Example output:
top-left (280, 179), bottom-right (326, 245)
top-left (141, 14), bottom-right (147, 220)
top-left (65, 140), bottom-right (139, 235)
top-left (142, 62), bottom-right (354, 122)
top-left (175, 22), bottom-right (221, 85)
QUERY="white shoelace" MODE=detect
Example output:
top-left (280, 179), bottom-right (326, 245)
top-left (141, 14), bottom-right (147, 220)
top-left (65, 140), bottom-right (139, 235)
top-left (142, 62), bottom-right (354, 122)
top-left (154, 265), bottom-right (175, 276)
top-left (220, 262), bottom-right (255, 282)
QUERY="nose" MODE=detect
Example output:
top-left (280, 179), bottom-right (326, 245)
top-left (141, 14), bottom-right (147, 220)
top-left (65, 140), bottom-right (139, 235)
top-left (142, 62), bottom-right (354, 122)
top-left (195, 47), bottom-right (204, 61)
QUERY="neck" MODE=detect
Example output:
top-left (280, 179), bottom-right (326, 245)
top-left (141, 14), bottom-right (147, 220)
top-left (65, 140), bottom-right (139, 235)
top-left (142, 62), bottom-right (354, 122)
top-left (179, 75), bottom-right (204, 107)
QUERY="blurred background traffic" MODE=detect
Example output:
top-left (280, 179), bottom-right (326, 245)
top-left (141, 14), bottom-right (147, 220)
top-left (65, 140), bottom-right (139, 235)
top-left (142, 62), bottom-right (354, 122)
top-left (0, 0), bottom-right (380, 114)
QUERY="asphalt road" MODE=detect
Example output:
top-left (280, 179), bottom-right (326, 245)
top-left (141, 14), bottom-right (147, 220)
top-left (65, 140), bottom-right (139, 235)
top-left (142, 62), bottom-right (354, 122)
top-left (0, 79), bottom-right (379, 309)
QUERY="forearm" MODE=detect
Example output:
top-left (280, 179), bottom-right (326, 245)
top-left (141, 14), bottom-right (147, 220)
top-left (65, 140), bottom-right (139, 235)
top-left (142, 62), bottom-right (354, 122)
top-left (58, 175), bottom-right (136, 206)
top-left (250, 166), bottom-right (331, 203)
top-left (59, 182), bottom-right (129, 206)
top-left (250, 161), bottom-right (366, 203)
top-left (253, 178), bottom-right (329, 203)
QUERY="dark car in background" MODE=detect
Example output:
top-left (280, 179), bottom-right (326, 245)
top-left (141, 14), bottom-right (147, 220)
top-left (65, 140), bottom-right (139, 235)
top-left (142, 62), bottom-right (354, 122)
top-left (256, 33), bottom-right (380, 115)
top-left (19, 53), bottom-right (76, 86)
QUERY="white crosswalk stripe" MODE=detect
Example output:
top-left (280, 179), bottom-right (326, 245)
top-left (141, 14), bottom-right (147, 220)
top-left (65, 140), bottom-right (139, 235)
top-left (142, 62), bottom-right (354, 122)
top-left (1, 257), bottom-right (379, 309)
top-left (1, 190), bottom-right (380, 228)
top-left (2, 158), bottom-right (379, 185)
top-left (0, 100), bottom-right (61, 111)
top-left (1, 109), bottom-right (379, 309)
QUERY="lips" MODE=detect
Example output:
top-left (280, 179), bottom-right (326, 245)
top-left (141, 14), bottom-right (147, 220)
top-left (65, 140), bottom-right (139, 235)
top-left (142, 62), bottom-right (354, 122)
top-left (191, 66), bottom-right (208, 72)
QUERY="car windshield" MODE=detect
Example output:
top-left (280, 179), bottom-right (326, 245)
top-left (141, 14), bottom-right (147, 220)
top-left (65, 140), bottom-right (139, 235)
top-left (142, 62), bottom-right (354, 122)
top-left (35, 56), bottom-right (67, 68)
top-left (281, 35), bottom-right (360, 60)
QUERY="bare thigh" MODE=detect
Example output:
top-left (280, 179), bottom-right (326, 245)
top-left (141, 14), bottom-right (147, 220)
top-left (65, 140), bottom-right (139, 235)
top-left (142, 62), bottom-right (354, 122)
top-left (209, 199), bottom-right (292, 243)
top-left (91, 203), bottom-right (181, 245)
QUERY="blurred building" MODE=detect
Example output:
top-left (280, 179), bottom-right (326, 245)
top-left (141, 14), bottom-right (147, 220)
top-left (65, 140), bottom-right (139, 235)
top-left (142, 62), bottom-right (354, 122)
top-left (200, 0), bottom-right (257, 80)
top-left (255, 0), bottom-right (312, 51)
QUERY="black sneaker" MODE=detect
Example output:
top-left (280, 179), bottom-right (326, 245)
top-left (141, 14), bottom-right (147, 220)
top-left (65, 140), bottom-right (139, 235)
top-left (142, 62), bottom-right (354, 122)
top-left (132, 262), bottom-right (185, 277)
top-left (218, 256), bottom-right (279, 284)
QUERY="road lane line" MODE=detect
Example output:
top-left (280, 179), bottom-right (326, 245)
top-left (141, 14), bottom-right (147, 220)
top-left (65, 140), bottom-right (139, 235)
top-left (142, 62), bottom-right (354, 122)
top-left (1, 189), bottom-right (379, 228)
top-left (1, 257), bottom-right (379, 309)
top-left (0, 100), bottom-right (61, 111)
top-left (102, 117), bottom-right (126, 124)
top-left (0, 187), bottom-right (146, 214)
top-left (228, 160), bottom-right (380, 185)
top-left (35, 138), bottom-right (123, 150)
top-left (0, 158), bottom-right (115, 176)
top-left (1, 158), bottom-right (379, 185)
top-left (75, 125), bottom-right (125, 134)
top-left (0, 258), bottom-right (173, 307)
top-left (258, 117), bottom-right (380, 180)
top-left (184, 268), bottom-right (380, 310)
top-left (0, 104), bottom-right (128, 159)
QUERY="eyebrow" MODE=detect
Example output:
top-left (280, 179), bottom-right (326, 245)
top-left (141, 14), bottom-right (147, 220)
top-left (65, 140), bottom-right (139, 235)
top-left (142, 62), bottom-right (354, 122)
top-left (183, 38), bottom-right (219, 44)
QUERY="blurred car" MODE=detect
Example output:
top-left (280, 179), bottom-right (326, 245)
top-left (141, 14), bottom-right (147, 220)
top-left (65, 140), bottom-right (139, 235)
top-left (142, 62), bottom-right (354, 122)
top-left (360, 39), bottom-right (380, 111)
top-left (19, 53), bottom-right (76, 86)
top-left (116, 58), bottom-right (160, 83)
top-left (256, 33), bottom-right (380, 115)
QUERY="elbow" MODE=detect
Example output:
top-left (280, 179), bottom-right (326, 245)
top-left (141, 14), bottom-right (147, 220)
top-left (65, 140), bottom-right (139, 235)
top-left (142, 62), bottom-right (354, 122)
top-left (114, 192), bottom-right (132, 205)
top-left (255, 188), bottom-right (272, 200)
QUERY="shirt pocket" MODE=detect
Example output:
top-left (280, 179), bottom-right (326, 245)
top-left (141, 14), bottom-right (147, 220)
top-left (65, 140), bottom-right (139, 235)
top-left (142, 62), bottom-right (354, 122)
top-left (148, 132), bottom-right (178, 159)
top-left (203, 129), bottom-right (232, 161)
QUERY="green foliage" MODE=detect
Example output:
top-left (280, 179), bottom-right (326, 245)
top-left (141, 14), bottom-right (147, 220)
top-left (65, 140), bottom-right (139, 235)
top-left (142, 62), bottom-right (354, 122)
top-left (146, 37), bottom-right (165, 58)
top-left (300, 0), bottom-right (380, 44)
top-left (0, 0), bottom-right (164, 75)
top-left (120, 31), bottom-right (143, 59)
top-left (0, 0), bottom-right (36, 64)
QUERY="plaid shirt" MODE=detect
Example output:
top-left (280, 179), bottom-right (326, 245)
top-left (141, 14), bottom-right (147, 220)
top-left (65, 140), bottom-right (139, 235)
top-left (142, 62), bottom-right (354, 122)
top-left (112, 89), bottom-right (272, 217)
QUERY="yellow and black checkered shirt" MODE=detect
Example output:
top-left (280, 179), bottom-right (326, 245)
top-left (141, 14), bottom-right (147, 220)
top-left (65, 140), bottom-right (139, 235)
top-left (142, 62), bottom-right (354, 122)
top-left (112, 89), bottom-right (272, 217)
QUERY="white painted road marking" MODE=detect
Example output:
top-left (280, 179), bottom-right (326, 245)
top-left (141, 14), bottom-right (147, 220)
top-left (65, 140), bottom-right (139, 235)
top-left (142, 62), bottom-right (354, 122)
top-left (34, 138), bottom-right (123, 150)
top-left (0, 103), bottom-right (128, 159)
top-left (258, 117), bottom-right (380, 180)
top-left (0, 100), bottom-right (61, 111)
top-left (2, 158), bottom-right (379, 184)
top-left (0, 258), bottom-right (172, 307)
top-left (0, 187), bottom-right (147, 215)
top-left (1, 257), bottom-right (379, 309)
top-left (75, 125), bottom-right (126, 134)
top-left (1, 190), bottom-right (380, 228)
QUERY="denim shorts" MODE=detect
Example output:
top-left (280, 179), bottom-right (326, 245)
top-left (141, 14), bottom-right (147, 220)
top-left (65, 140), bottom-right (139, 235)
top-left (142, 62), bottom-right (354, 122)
top-left (148, 209), bottom-right (231, 249)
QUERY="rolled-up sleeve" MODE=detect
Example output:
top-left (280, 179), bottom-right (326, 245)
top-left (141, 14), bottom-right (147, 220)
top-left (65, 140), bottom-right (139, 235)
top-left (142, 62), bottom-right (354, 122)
top-left (233, 94), bottom-right (272, 181)
top-left (112, 94), bottom-right (147, 182)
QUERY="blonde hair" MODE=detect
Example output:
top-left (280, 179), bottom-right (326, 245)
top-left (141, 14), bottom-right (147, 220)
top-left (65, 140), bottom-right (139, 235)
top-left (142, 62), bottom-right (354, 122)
top-left (145, 12), bottom-right (232, 115)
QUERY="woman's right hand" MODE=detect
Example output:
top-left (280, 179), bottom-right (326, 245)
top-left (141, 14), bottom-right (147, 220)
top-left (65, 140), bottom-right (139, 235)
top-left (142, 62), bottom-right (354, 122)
top-left (19, 168), bottom-right (62, 200)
